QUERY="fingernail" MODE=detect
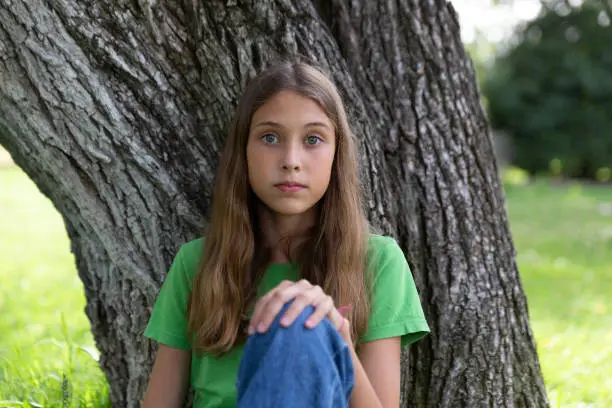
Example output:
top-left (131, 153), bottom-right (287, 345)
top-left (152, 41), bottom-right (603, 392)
top-left (305, 319), bottom-right (314, 328)
top-left (280, 317), bottom-right (290, 326)
top-left (257, 323), bottom-right (266, 333)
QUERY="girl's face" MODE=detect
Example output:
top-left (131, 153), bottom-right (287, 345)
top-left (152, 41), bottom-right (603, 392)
top-left (246, 90), bottom-right (336, 218)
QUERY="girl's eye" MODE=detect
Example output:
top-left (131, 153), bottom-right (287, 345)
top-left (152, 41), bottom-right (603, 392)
top-left (262, 134), bottom-right (279, 144)
top-left (306, 135), bottom-right (322, 145)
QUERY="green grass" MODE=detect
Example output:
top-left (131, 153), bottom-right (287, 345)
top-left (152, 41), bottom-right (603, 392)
top-left (1, 165), bottom-right (611, 407)
top-left (506, 181), bottom-right (612, 407)
top-left (0, 166), bottom-right (110, 407)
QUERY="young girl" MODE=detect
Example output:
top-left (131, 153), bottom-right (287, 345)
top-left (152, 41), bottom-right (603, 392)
top-left (142, 60), bottom-right (430, 408)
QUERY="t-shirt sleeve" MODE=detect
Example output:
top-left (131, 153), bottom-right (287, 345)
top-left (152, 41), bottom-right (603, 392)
top-left (143, 244), bottom-right (195, 350)
top-left (359, 236), bottom-right (430, 348)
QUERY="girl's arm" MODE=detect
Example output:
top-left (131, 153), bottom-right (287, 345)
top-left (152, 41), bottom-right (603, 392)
top-left (141, 344), bottom-right (191, 408)
top-left (349, 337), bottom-right (401, 408)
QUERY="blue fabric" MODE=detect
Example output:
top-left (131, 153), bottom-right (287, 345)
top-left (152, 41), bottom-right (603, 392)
top-left (235, 302), bottom-right (355, 407)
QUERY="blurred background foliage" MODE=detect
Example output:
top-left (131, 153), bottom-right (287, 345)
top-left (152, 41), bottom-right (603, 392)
top-left (481, 0), bottom-right (612, 181)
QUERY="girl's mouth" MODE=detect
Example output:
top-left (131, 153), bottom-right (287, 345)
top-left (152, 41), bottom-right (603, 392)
top-left (275, 183), bottom-right (306, 192)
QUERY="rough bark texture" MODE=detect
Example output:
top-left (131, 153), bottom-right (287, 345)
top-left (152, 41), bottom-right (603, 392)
top-left (0, 0), bottom-right (548, 407)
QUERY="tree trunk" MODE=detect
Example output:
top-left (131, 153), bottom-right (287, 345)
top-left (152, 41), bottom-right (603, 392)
top-left (0, 0), bottom-right (548, 406)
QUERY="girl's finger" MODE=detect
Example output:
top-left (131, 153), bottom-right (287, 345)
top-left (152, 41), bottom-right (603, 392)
top-left (252, 279), bottom-right (312, 333)
top-left (248, 280), bottom-right (293, 334)
top-left (280, 285), bottom-right (325, 327)
top-left (303, 294), bottom-right (335, 329)
top-left (255, 279), bottom-right (312, 332)
top-left (330, 307), bottom-right (347, 330)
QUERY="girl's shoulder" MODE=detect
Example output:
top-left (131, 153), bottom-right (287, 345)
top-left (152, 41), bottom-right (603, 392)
top-left (172, 237), bottom-right (205, 280)
top-left (367, 233), bottom-right (397, 247)
top-left (367, 233), bottom-right (405, 260)
top-left (173, 234), bottom-right (405, 277)
top-left (179, 236), bottom-right (205, 258)
top-left (366, 233), bottom-right (411, 277)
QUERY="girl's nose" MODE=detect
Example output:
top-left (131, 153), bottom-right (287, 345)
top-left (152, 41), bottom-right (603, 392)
top-left (281, 144), bottom-right (302, 171)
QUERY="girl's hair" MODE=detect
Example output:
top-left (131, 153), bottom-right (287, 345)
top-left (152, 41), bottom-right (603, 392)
top-left (187, 60), bottom-right (371, 355)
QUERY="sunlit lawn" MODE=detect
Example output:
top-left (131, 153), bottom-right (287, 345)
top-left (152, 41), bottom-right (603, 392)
top-left (0, 165), bottom-right (110, 407)
top-left (1, 163), bottom-right (611, 407)
top-left (506, 181), bottom-right (612, 407)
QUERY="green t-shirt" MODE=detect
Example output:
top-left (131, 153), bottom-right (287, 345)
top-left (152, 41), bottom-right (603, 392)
top-left (144, 234), bottom-right (429, 407)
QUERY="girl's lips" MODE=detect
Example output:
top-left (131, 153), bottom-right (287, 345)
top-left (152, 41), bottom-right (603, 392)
top-left (276, 184), bottom-right (305, 192)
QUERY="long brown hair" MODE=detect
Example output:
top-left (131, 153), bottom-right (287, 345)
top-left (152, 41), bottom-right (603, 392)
top-left (187, 60), bottom-right (371, 355)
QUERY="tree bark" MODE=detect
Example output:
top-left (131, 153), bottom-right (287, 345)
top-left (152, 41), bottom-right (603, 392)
top-left (0, 0), bottom-right (548, 407)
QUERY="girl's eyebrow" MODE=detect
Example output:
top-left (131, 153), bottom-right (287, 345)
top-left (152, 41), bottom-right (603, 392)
top-left (252, 120), bottom-right (332, 130)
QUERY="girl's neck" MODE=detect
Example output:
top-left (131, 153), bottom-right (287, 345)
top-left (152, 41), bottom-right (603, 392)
top-left (258, 205), bottom-right (317, 263)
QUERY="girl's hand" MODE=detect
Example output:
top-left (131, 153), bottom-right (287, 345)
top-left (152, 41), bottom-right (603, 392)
top-left (247, 279), bottom-right (351, 342)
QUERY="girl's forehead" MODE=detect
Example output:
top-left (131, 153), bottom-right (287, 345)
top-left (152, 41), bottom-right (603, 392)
top-left (251, 91), bottom-right (333, 127)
